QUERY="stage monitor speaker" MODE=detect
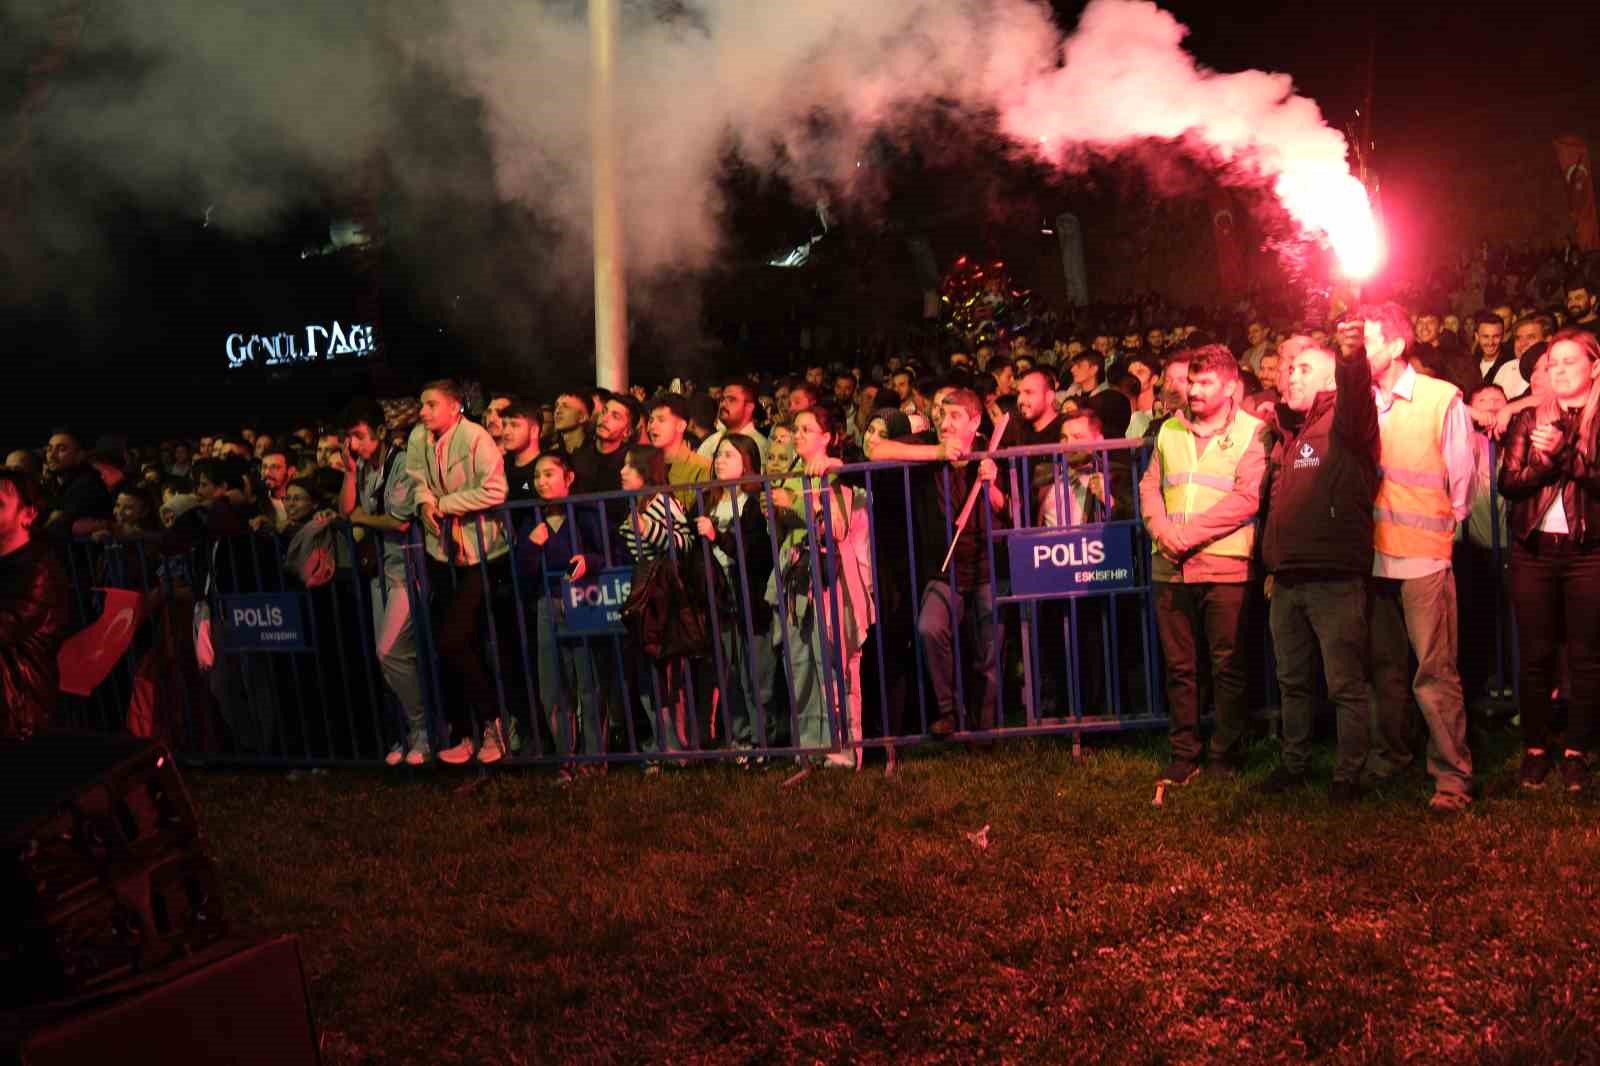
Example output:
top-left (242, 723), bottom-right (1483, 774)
top-left (1, 733), bottom-right (220, 1006)
top-left (2, 935), bottom-right (320, 1066)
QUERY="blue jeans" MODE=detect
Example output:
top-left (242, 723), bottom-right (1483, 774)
top-left (916, 582), bottom-right (1004, 731)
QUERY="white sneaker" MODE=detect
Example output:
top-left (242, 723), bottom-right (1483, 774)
top-left (385, 745), bottom-right (404, 767)
top-left (438, 739), bottom-right (475, 765)
top-left (404, 747), bottom-right (431, 767)
top-left (478, 723), bottom-right (505, 764)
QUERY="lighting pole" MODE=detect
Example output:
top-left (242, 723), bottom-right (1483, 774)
top-left (590, 0), bottom-right (627, 389)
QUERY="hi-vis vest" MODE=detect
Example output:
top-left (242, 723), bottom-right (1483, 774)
top-left (1155, 408), bottom-right (1265, 560)
top-left (1374, 372), bottom-right (1457, 560)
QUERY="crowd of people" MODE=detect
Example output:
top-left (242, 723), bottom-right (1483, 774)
top-left (4, 274), bottom-right (1600, 805)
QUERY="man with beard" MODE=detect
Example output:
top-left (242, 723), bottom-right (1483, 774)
top-left (1471, 311), bottom-right (1527, 396)
top-left (1566, 281), bottom-right (1600, 336)
top-left (696, 379), bottom-right (770, 464)
top-left (1002, 366), bottom-right (1064, 516)
top-left (1140, 345), bottom-right (1270, 786)
top-left (42, 428), bottom-right (112, 537)
top-left (571, 394), bottom-right (640, 502)
top-left (254, 447), bottom-right (297, 531)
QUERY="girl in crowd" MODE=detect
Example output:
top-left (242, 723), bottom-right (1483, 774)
top-left (521, 452), bottom-right (605, 778)
top-left (616, 444), bottom-right (694, 758)
top-left (1498, 328), bottom-right (1600, 792)
top-left (769, 406), bottom-right (875, 774)
top-left (694, 434), bottom-right (775, 753)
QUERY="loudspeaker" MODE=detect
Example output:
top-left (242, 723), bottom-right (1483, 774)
top-left (1, 935), bottom-right (320, 1066)
top-left (1, 734), bottom-right (221, 1005)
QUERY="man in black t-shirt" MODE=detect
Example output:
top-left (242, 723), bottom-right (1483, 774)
top-left (42, 429), bottom-right (112, 537)
top-left (500, 402), bottom-right (544, 503)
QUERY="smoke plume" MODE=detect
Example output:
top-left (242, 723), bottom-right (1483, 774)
top-left (12, 0), bottom-right (1377, 315)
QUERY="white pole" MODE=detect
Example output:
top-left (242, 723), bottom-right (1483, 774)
top-left (590, 0), bottom-right (627, 390)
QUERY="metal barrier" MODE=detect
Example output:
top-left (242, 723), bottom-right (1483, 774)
top-left (56, 435), bottom-right (1519, 767)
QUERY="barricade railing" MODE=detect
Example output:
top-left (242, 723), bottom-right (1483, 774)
top-left (55, 434), bottom-right (1519, 767)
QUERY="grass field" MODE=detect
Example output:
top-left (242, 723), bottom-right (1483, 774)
top-left (189, 729), bottom-right (1600, 1065)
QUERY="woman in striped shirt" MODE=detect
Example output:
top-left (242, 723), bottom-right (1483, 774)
top-left (617, 445), bottom-right (694, 761)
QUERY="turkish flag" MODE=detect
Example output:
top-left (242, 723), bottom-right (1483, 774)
top-left (1208, 189), bottom-right (1247, 295)
top-left (58, 588), bottom-right (144, 697)
top-left (1554, 137), bottom-right (1600, 251)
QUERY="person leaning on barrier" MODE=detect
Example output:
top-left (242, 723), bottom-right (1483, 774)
top-left (1255, 335), bottom-right (1379, 804)
top-left (695, 434), bottom-right (777, 757)
top-left (0, 469), bottom-right (70, 739)
top-left (868, 388), bottom-right (1009, 737)
top-left (338, 400), bottom-right (428, 767)
top-left (767, 405), bottom-right (876, 770)
top-left (1039, 407), bottom-right (1134, 527)
top-left (1497, 329), bottom-right (1600, 793)
top-left (1140, 344), bottom-right (1270, 787)
top-left (1359, 302), bottom-right (1476, 812)
top-left (405, 378), bottom-right (515, 766)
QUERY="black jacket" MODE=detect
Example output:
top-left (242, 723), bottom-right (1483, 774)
top-left (1261, 348), bottom-right (1380, 578)
top-left (1497, 405), bottom-right (1600, 546)
top-left (0, 538), bottom-right (71, 738)
top-left (704, 491), bottom-right (775, 634)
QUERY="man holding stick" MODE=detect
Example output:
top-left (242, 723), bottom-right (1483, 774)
top-left (869, 388), bottom-right (1009, 735)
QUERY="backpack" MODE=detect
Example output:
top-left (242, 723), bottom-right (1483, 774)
top-left (620, 556), bottom-right (715, 662)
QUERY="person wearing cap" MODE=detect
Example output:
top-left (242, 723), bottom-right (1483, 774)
top-left (1140, 345), bottom-right (1270, 786)
top-left (1358, 302), bottom-right (1476, 811)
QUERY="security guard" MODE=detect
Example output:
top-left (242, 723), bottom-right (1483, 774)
top-left (1140, 345), bottom-right (1270, 786)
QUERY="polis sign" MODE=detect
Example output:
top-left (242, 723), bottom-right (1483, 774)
top-left (1008, 523), bottom-right (1137, 598)
top-left (225, 321), bottom-right (377, 369)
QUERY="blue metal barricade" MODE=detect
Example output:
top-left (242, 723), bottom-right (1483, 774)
top-left (53, 433), bottom-right (1525, 767)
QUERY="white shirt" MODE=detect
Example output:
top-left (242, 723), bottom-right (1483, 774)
top-left (1478, 353), bottom-right (1527, 397)
top-left (696, 424), bottom-right (770, 464)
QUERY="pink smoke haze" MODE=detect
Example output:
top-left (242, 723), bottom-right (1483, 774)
top-left (450, 0), bottom-right (1382, 285)
top-left (1002, 0), bottom-right (1383, 279)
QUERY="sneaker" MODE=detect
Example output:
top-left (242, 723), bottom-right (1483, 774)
top-left (824, 751), bottom-right (858, 770)
top-left (1157, 761), bottom-right (1200, 786)
top-left (1427, 791), bottom-right (1472, 813)
top-left (404, 747), bottom-right (431, 767)
top-left (1559, 753), bottom-right (1591, 793)
top-left (478, 723), bottom-right (506, 764)
top-left (1328, 780), bottom-right (1362, 806)
top-left (929, 714), bottom-right (957, 737)
top-left (1519, 750), bottom-right (1552, 790)
top-left (1254, 765), bottom-right (1307, 795)
top-left (438, 739), bottom-right (475, 765)
top-left (384, 744), bottom-right (404, 767)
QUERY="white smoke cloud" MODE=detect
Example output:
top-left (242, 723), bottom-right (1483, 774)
top-left (15, 0), bottom-right (1374, 313)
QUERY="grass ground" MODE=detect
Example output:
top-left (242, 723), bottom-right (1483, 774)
top-left (189, 728), bottom-right (1600, 1065)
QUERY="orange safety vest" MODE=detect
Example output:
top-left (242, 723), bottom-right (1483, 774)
top-left (1154, 408), bottom-right (1264, 560)
top-left (1374, 371), bottom-right (1457, 560)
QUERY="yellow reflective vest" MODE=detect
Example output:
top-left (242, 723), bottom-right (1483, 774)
top-left (1374, 372), bottom-right (1457, 560)
top-left (1154, 408), bottom-right (1266, 560)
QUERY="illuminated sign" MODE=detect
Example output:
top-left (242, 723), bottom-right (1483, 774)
top-left (225, 321), bottom-right (377, 369)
